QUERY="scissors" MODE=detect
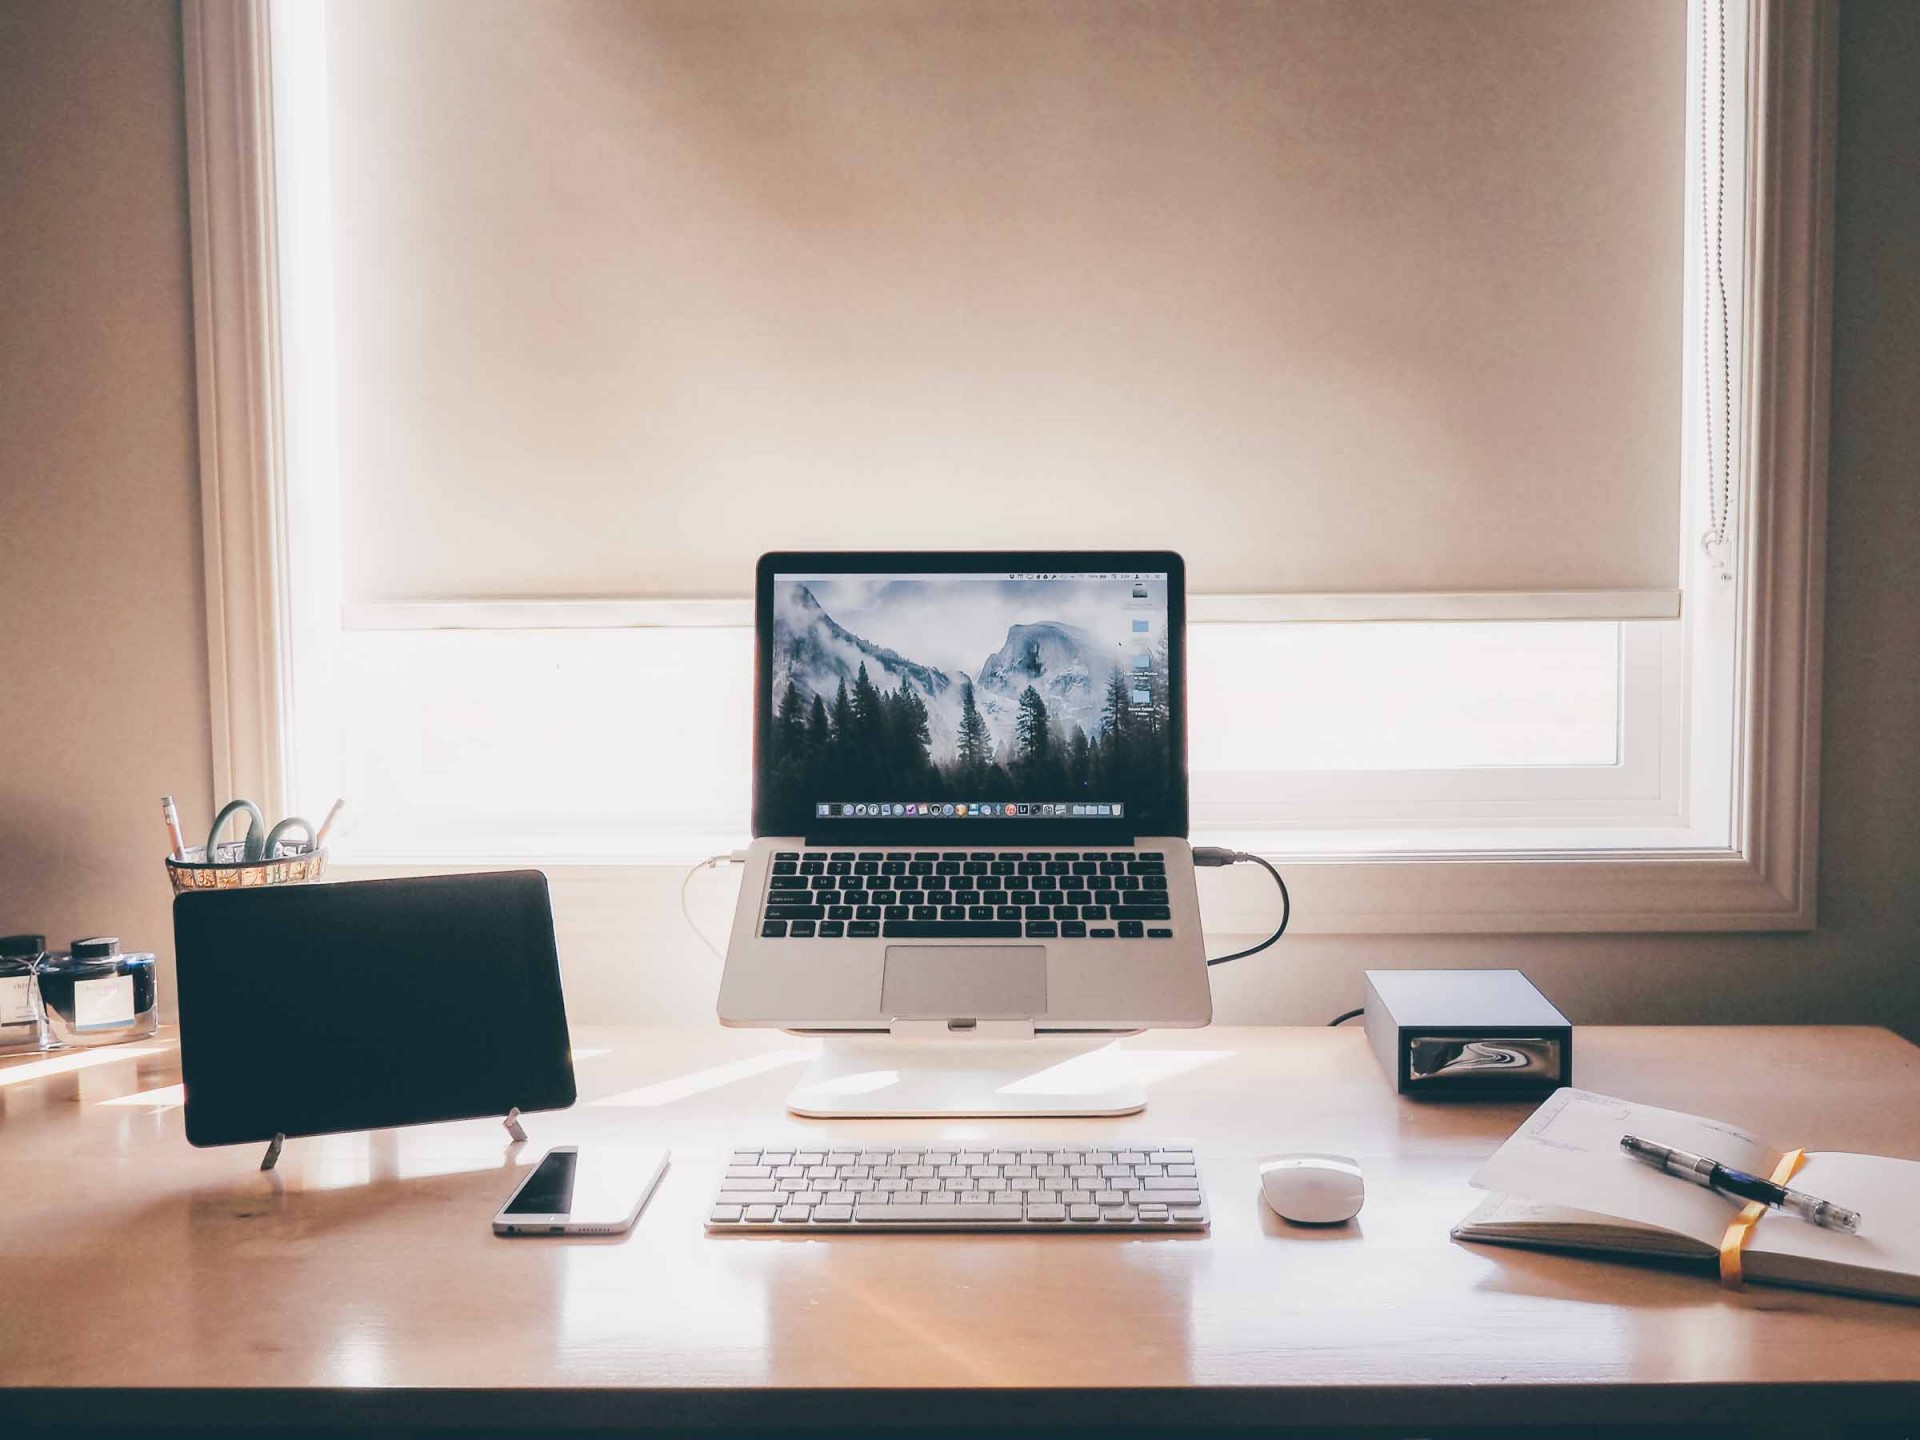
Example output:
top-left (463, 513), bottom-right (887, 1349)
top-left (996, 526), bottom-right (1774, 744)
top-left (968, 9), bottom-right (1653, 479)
top-left (204, 799), bottom-right (320, 863)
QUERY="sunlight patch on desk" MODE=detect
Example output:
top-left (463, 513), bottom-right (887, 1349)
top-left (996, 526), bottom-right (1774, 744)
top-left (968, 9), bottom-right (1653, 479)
top-left (98, 1082), bottom-right (185, 1110)
top-left (998, 1046), bottom-right (1230, 1096)
top-left (591, 1048), bottom-right (816, 1107)
top-left (0, 1046), bottom-right (170, 1089)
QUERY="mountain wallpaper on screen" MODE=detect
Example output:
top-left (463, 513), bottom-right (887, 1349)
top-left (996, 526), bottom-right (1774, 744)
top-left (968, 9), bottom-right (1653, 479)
top-left (765, 581), bottom-right (1172, 815)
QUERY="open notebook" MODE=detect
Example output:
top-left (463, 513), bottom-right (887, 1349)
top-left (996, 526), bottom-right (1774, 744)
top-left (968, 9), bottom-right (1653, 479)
top-left (1455, 1088), bottom-right (1920, 1304)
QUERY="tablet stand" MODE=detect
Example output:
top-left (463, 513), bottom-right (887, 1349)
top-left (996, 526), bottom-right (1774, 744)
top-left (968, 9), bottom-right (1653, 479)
top-left (785, 1022), bottom-right (1146, 1118)
top-left (257, 1109), bottom-right (527, 1171)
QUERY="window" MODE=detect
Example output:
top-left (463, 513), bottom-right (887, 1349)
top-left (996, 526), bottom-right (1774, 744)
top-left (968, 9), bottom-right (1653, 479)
top-left (183, 0), bottom-right (1831, 930)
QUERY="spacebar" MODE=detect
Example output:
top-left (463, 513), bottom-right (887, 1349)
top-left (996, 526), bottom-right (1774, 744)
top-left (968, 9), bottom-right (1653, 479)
top-left (880, 922), bottom-right (1022, 939)
top-left (854, 1205), bottom-right (1027, 1223)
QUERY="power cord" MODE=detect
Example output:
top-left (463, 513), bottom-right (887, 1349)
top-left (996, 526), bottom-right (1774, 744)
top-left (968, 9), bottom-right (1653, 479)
top-left (680, 850), bottom-right (749, 960)
top-left (1192, 847), bottom-right (1290, 967)
top-left (1327, 1008), bottom-right (1364, 1027)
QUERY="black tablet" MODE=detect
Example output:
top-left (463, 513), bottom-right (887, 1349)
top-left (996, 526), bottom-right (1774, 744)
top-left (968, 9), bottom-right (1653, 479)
top-left (173, 871), bottom-right (576, 1148)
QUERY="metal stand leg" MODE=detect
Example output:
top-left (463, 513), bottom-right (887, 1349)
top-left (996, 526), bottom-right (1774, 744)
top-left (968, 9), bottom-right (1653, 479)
top-left (260, 1133), bottom-right (285, 1171)
top-left (503, 1108), bottom-right (527, 1143)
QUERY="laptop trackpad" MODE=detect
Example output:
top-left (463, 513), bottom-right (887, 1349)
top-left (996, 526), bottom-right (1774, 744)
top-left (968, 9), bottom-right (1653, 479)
top-left (880, 946), bottom-right (1047, 1021)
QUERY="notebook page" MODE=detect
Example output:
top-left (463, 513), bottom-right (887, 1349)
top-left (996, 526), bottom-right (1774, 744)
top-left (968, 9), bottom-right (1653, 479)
top-left (1745, 1151), bottom-right (1920, 1286)
top-left (1469, 1088), bottom-right (1780, 1247)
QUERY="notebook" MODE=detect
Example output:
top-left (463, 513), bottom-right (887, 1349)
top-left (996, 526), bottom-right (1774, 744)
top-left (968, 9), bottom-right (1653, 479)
top-left (1454, 1088), bottom-right (1920, 1304)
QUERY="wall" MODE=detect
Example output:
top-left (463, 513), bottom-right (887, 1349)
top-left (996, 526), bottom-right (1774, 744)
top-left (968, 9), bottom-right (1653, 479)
top-left (1, 2), bottom-right (1914, 1039)
top-left (0, 2), bottom-right (212, 1000)
top-left (543, 0), bottom-right (1920, 1041)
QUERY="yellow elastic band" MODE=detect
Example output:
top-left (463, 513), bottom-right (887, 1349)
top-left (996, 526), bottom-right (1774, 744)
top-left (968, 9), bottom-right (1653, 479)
top-left (1717, 1148), bottom-right (1806, 1289)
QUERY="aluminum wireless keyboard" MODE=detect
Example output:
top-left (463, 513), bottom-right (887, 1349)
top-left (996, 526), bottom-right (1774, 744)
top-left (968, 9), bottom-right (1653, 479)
top-left (706, 1141), bottom-right (1209, 1232)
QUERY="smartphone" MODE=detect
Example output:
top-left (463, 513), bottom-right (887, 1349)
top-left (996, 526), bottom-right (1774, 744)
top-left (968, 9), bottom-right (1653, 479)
top-left (492, 1145), bottom-right (669, 1236)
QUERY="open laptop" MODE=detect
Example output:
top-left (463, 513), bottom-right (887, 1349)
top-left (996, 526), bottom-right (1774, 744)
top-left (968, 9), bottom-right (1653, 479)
top-left (718, 551), bottom-right (1212, 1033)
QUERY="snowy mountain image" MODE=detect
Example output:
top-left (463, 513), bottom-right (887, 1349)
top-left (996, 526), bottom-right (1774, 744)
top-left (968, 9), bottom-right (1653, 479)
top-left (772, 586), bottom-right (1115, 763)
top-left (771, 582), bottom-right (963, 753)
top-left (974, 621), bottom-right (1103, 754)
top-left (762, 572), bottom-right (1173, 818)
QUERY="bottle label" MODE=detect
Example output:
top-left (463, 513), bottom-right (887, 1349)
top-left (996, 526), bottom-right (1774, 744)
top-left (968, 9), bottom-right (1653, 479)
top-left (0, 975), bottom-right (35, 1027)
top-left (74, 974), bottom-right (136, 1030)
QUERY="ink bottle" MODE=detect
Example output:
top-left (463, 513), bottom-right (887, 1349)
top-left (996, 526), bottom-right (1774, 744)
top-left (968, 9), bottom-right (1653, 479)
top-left (35, 937), bottom-right (159, 1048)
top-left (0, 933), bottom-right (50, 1054)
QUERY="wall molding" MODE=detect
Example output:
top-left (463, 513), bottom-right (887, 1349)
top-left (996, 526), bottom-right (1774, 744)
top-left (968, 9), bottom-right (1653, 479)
top-left (181, 0), bottom-right (1835, 933)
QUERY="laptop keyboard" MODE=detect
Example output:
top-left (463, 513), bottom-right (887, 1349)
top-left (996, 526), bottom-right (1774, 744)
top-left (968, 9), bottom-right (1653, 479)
top-left (707, 1141), bottom-right (1208, 1230)
top-left (758, 850), bottom-right (1174, 941)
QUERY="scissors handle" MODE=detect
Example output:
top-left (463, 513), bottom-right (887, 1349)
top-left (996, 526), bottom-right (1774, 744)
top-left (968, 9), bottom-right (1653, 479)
top-left (205, 799), bottom-right (268, 863)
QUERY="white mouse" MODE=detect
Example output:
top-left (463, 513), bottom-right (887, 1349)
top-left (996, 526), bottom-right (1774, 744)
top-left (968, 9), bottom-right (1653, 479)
top-left (1258, 1153), bottom-right (1365, 1224)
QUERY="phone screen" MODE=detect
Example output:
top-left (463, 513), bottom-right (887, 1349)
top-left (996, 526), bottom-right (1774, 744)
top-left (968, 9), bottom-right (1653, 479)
top-left (497, 1146), bottom-right (668, 1230)
top-left (504, 1149), bottom-right (578, 1215)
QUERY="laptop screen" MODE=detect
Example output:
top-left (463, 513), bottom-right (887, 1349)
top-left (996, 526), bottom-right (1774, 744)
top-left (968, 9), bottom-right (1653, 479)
top-left (755, 554), bottom-right (1184, 839)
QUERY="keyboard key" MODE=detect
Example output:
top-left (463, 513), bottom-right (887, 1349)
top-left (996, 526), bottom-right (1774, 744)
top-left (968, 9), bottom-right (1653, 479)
top-left (848, 921), bottom-right (879, 937)
top-left (1118, 921), bottom-right (1144, 938)
top-left (997, 905), bottom-right (1022, 920)
top-left (744, 1204), bottom-right (778, 1223)
top-left (856, 905), bottom-right (881, 920)
top-left (1148, 928), bottom-right (1173, 939)
top-left (760, 920), bottom-right (787, 937)
top-left (774, 851), bottom-right (799, 861)
top-left (884, 906), bottom-right (909, 921)
top-left (857, 1203), bottom-right (1021, 1223)
top-left (764, 905), bottom-right (823, 920)
top-left (768, 875), bottom-right (809, 890)
top-left (818, 921), bottom-right (845, 937)
top-left (716, 1190), bottom-right (785, 1206)
top-left (882, 922), bottom-right (1022, 939)
top-left (1060, 921), bottom-right (1087, 938)
top-left (1111, 906), bottom-right (1171, 921)
top-left (1026, 1203), bottom-right (1067, 1221)
top-left (709, 1205), bottom-right (743, 1224)
top-left (1089, 928), bottom-right (1115, 938)
top-left (1068, 1205), bottom-right (1100, 1222)
top-left (813, 1205), bottom-right (854, 1223)
top-left (828, 905), bottom-right (853, 921)
top-left (1024, 922), bottom-right (1058, 938)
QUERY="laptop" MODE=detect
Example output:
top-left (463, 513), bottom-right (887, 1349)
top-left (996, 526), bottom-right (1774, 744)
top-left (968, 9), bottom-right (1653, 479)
top-left (717, 551), bottom-right (1212, 1033)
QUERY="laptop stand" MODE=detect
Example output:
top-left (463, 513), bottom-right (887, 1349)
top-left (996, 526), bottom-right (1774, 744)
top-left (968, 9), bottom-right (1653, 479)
top-left (785, 1022), bottom-right (1147, 1118)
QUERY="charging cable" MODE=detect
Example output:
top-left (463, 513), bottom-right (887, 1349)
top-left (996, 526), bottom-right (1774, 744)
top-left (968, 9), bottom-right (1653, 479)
top-left (680, 850), bottom-right (749, 960)
top-left (1192, 846), bottom-right (1290, 967)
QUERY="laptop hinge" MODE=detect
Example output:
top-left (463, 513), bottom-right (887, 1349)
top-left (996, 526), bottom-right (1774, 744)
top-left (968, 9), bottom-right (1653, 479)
top-left (889, 1019), bottom-right (1036, 1042)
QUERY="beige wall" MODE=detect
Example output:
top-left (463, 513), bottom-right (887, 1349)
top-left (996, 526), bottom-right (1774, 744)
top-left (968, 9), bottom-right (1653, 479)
top-left (2, 2), bottom-right (1915, 1038)
top-left (0, 1), bottom-right (212, 999)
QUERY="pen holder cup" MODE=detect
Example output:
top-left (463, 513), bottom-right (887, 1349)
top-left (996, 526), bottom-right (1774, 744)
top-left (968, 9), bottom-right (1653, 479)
top-left (165, 846), bottom-right (328, 894)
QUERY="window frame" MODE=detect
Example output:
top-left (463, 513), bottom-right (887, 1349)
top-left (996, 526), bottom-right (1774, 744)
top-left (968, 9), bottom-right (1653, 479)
top-left (181, 0), bottom-right (1836, 934)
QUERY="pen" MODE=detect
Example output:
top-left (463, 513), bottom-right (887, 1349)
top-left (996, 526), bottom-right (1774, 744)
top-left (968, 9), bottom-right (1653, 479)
top-left (1620, 1134), bottom-right (1860, 1233)
top-left (161, 795), bottom-right (188, 861)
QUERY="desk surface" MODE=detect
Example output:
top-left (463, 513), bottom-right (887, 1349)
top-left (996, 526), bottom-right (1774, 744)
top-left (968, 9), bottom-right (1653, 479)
top-left (3, 1024), bottom-right (1917, 1432)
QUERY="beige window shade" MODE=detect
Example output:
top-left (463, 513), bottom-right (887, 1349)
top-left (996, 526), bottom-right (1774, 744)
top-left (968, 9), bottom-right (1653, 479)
top-left (323, 0), bottom-right (1684, 610)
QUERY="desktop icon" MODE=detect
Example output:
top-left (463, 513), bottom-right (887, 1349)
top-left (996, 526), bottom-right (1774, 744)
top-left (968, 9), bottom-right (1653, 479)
top-left (1132, 652), bottom-right (1151, 670)
top-left (1132, 688), bottom-right (1151, 706)
top-left (1132, 619), bottom-right (1149, 633)
top-left (956, 804), bottom-right (969, 816)
top-left (816, 803), bottom-right (830, 817)
top-left (942, 803), bottom-right (955, 817)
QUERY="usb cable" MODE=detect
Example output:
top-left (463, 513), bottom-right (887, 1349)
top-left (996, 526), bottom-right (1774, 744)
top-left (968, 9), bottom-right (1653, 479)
top-left (1192, 847), bottom-right (1291, 967)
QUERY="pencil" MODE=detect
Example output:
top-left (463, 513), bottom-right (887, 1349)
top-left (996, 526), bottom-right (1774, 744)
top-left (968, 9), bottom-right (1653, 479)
top-left (313, 798), bottom-right (345, 851)
top-left (161, 795), bottom-right (187, 861)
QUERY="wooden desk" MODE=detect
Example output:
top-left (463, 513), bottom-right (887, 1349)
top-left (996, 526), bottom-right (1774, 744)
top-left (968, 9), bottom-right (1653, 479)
top-left (3, 1026), bottom-right (1916, 1433)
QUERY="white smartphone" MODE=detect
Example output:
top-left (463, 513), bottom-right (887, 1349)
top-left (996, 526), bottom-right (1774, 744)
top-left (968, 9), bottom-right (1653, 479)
top-left (492, 1145), bottom-right (670, 1236)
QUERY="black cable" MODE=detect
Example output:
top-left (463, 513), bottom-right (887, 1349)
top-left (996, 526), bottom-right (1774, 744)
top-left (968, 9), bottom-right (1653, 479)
top-left (1327, 1007), bottom-right (1364, 1027)
top-left (1192, 847), bottom-right (1289, 967)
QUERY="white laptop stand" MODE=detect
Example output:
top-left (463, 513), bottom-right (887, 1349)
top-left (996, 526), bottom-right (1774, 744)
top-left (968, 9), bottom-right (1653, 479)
top-left (785, 1021), bottom-right (1146, 1118)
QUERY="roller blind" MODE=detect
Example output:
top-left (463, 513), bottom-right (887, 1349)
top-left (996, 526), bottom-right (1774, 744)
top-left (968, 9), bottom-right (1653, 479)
top-left (322, 0), bottom-right (1685, 608)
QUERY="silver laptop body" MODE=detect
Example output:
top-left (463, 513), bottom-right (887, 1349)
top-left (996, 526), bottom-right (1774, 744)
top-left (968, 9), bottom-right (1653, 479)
top-left (717, 551), bottom-right (1211, 1033)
